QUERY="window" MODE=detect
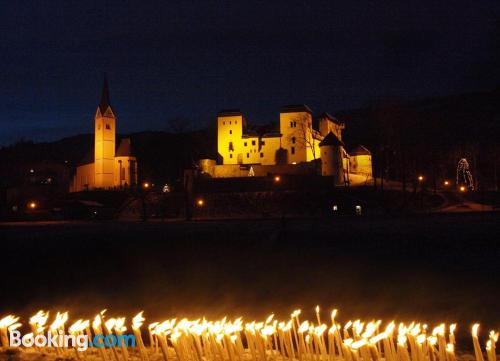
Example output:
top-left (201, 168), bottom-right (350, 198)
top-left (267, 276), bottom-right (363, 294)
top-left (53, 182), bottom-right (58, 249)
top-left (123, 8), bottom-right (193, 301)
top-left (246, 153), bottom-right (250, 158)
top-left (244, 142), bottom-right (247, 146)
top-left (293, 121), bottom-right (297, 127)
top-left (290, 121), bottom-right (293, 127)
top-left (260, 140), bottom-right (265, 146)
top-left (223, 121), bottom-right (225, 125)
top-left (252, 140), bottom-right (256, 146)
top-left (291, 147), bottom-right (295, 155)
top-left (230, 121), bottom-right (232, 124)
top-left (229, 154), bottom-right (233, 158)
top-left (105, 124), bottom-right (111, 129)
top-left (260, 152), bottom-right (264, 158)
top-left (229, 142), bottom-right (234, 151)
top-left (292, 137), bottom-right (296, 144)
top-left (229, 130), bottom-right (232, 134)
top-left (235, 121), bottom-right (237, 124)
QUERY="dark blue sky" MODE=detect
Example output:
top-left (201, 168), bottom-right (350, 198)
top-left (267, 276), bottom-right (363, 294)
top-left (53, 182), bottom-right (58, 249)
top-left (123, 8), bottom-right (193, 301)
top-left (1, 0), bottom-right (499, 145)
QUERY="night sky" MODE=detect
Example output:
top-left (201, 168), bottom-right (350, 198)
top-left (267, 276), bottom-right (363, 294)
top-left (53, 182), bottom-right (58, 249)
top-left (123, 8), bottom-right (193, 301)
top-left (1, 1), bottom-right (499, 145)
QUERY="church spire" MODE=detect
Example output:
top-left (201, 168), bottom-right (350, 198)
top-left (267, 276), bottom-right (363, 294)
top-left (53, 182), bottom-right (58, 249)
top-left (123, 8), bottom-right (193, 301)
top-left (98, 75), bottom-right (111, 113)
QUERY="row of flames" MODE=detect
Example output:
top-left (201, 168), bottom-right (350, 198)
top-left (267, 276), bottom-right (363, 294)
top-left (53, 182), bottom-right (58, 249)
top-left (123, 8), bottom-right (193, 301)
top-left (0, 308), bottom-right (498, 361)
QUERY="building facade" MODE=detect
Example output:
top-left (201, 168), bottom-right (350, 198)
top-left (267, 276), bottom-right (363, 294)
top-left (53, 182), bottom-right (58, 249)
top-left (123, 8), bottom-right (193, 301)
top-left (70, 78), bottom-right (138, 192)
top-left (210, 105), bottom-right (372, 183)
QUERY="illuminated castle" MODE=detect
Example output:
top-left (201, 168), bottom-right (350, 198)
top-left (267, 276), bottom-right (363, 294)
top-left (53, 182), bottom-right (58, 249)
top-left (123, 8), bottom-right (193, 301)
top-left (201, 105), bottom-right (372, 184)
top-left (70, 78), bottom-right (138, 192)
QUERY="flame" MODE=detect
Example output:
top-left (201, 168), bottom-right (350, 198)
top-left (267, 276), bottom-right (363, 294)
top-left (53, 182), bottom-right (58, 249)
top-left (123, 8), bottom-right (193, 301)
top-left (472, 323), bottom-right (480, 338)
top-left (450, 324), bottom-right (457, 334)
top-left (298, 321), bottom-right (309, 333)
top-left (69, 320), bottom-right (87, 334)
top-left (0, 315), bottom-right (20, 328)
top-left (30, 311), bottom-right (49, 328)
top-left (104, 318), bottom-right (117, 332)
top-left (50, 312), bottom-right (68, 330)
top-left (446, 343), bottom-right (454, 353)
top-left (132, 311), bottom-right (145, 330)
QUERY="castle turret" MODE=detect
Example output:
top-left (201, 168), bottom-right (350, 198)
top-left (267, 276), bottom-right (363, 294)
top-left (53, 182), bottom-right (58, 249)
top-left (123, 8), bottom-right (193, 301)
top-left (94, 76), bottom-right (116, 188)
top-left (319, 131), bottom-right (344, 184)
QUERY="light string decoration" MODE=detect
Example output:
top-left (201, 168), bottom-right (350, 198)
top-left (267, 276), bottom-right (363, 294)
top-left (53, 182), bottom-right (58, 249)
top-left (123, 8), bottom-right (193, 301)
top-left (456, 158), bottom-right (474, 190)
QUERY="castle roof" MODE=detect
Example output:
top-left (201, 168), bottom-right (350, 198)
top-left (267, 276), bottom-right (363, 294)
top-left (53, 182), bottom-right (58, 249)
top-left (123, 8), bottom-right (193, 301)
top-left (98, 75), bottom-right (112, 113)
top-left (218, 109), bottom-right (242, 117)
top-left (319, 131), bottom-right (344, 147)
top-left (350, 145), bottom-right (371, 155)
top-left (280, 104), bottom-right (313, 114)
top-left (319, 112), bottom-right (344, 126)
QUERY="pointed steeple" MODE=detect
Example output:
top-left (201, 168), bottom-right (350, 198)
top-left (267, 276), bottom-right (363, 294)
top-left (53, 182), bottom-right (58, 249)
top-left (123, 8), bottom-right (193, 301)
top-left (98, 75), bottom-right (111, 114)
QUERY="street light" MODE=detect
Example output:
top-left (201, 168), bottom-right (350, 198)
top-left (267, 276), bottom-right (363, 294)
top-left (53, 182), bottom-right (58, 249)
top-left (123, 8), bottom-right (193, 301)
top-left (274, 175), bottom-right (281, 183)
top-left (418, 175), bottom-right (424, 182)
top-left (444, 180), bottom-right (450, 186)
top-left (28, 201), bottom-right (37, 210)
top-left (196, 198), bottom-right (205, 207)
top-left (142, 182), bottom-right (150, 189)
top-left (459, 186), bottom-right (466, 192)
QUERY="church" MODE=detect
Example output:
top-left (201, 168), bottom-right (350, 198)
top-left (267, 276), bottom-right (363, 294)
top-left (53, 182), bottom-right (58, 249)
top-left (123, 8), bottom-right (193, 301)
top-left (70, 78), bottom-right (138, 192)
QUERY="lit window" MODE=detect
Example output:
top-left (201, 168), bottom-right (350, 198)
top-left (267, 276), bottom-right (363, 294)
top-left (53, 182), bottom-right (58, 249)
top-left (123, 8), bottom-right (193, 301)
top-left (291, 147), bottom-right (295, 154)
top-left (260, 152), bottom-right (264, 158)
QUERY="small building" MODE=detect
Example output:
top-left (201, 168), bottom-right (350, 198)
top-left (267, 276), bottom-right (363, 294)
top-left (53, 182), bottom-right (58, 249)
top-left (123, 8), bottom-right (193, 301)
top-left (319, 131), bottom-right (345, 184)
top-left (349, 145), bottom-right (373, 179)
top-left (70, 78), bottom-right (138, 192)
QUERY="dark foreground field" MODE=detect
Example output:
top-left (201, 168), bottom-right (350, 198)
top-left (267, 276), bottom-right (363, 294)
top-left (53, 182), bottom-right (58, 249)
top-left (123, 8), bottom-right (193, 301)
top-left (0, 213), bottom-right (499, 340)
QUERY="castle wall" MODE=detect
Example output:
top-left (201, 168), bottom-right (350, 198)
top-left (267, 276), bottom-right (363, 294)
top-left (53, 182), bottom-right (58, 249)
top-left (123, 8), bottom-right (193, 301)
top-left (349, 154), bottom-right (373, 178)
top-left (212, 163), bottom-right (316, 178)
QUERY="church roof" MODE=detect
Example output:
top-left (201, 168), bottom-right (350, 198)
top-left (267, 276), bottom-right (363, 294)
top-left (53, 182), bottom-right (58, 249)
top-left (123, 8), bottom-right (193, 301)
top-left (350, 145), bottom-right (371, 155)
top-left (319, 131), bottom-right (344, 147)
top-left (98, 75), bottom-right (112, 113)
top-left (116, 138), bottom-right (133, 156)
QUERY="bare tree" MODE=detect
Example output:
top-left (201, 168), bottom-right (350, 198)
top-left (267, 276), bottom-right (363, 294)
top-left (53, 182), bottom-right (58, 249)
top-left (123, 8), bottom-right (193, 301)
top-left (287, 113), bottom-right (319, 162)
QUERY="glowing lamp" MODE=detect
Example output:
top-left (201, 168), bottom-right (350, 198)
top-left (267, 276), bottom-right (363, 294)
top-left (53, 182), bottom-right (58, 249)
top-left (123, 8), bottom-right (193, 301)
top-left (418, 175), bottom-right (424, 182)
top-left (444, 180), bottom-right (449, 186)
top-left (196, 199), bottom-right (204, 207)
top-left (274, 175), bottom-right (281, 183)
top-left (459, 186), bottom-right (466, 192)
top-left (142, 182), bottom-right (150, 189)
top-left (28, 202), bottom-right (37, 210)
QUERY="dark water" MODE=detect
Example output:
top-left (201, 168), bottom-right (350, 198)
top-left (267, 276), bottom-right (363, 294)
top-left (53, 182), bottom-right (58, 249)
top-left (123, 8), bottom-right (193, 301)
top-left (0, 213), bottom-right (499, 344)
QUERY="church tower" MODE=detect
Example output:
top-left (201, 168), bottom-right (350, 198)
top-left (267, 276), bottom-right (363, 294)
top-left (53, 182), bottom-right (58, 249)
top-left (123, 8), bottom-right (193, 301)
top-left (94, 76), bottom-right (116, 188)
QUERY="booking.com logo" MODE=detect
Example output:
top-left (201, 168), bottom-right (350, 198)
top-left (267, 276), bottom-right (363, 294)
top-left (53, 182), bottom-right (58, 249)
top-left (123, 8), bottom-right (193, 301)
top-left (9, 330), bottom-right (136, 351)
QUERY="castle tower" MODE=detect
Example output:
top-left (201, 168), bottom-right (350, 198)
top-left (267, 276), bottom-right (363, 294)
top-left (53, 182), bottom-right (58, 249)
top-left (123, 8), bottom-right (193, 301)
top-left (94, 76), bottom-right (116, 188)
top-left (319, 131), bottom-right (344, 184)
